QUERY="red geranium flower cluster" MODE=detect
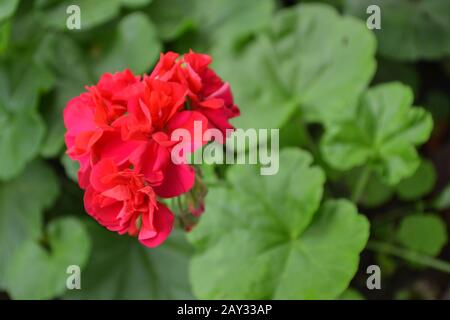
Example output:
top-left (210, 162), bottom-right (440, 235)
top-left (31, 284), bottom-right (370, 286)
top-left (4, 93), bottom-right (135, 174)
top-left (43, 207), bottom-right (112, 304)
top-left (64, 51), bottom-right (239, 247)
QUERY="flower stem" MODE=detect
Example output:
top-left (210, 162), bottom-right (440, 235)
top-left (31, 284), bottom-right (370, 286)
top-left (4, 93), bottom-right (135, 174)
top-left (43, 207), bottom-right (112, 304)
top-left (367, 240), bottom-right (450, 274)
top-left (351, 166), bottom-right (371, 203)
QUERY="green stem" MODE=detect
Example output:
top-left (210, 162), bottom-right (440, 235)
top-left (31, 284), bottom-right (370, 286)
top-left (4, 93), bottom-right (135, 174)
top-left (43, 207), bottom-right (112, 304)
top-left (351, 166), bottom-right (371, 203)
top-left (367, 240), bottom-right (450, 274)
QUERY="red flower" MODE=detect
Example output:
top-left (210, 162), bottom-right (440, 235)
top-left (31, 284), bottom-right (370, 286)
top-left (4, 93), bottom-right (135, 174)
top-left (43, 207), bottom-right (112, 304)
top-left (151, 50), bottom-right (240, 136)
top-left (64, 70), bottom-right (140, 188)
top-left (63, 51), bottom-right (239, 248)
top-left (112, 77), bottom-right (209, 197)
top-left (85, 159), bottom-right (173, 248)
top-left (114, 78), bottom-right (187, 140)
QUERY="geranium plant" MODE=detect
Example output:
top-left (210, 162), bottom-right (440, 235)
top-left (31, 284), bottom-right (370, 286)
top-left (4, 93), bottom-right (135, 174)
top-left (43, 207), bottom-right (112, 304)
top-left (0, 0), bottom-right (448, 300)
top-left (63, 51), bottom-right (239, 247)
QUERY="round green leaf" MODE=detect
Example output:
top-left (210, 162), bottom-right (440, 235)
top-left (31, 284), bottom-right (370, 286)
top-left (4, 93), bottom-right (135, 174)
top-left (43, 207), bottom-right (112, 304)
top-left (345, 0), bottom-right (450, 61)
top-left (212, 3), bottom-right (376, 130)
top-left (397, 213), bottom-right (448, 256)
top-left (396, 160), bottom-right (436, 200)
top-left (321, 82), bottom-right (433, 185)
top-left (189, 149), bottom-right (369, 299)
top-left (92, 13), bottom-right (162, 77)
top-left (5, 217), bottom-right (91, 299)
top-left (0, 160), bottom-right (59, 288)
top-left (65, 221), bottom-right (193, 299)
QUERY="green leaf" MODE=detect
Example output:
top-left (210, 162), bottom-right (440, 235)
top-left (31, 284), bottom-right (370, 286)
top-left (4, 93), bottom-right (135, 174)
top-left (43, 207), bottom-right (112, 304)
top-left (92, 13), bottom-right (161, 77)
top-left (83, 0), bottom-right (120, 21)
top-left (396, 160), bottom-right (436, 200)
top-left (5, 217), bottom-right (91, 299)
top-left (43, 0), bottom-right (121, 30)
top-left (375, 253), bottom-right (397, 276)
top-left (148, 0), bottom-right (273, 43)
top-left (344, 0), bottom-right (450, 61)
top-left (0, 108), bottom-right (45, 180)
top-left (0, 58), bottom-right (54, 114)
top-left (9, 9), bottom-right (48, 53)
top-left (195, 0), bottom-right (274, 46)
top-left (339, 288), bottom-right (365, 300)
top-left (0, 20), bottom-right (11, 54)
top-left (0, 54), bottom-right (54, 178)
top-left (121, 0), bottom-right (152, 8)
top-left (42, 0), bottom-right (156, 30)
top-left (347, 168), bottom-right (393, 208)
top-left (396, 213), bottom-right (447, 256)
top-left (65, 221), bottom-right (193, 299)
top-left (189, 149), bottom-right (369, 299)
top-left (60, 154), bottom-right (80, 183)
top-left (40, 35), bottom-right (92, 158)
top-left (433, 184), bottom-right (450, 210)
top-left (146, 0), bottom-right (197, 41)
top-left (321, 82), bottom-right (433, 185)
top-left (212, 3), bottom-right (376, 130)
top-left (61, 154), bottom-right (79, 183)
top-left (347, 159), bottom-right (436, 206)
top-left (0, 0), bottom-right (19, 23)
top-left (0, 160), bottom-right (59, 288)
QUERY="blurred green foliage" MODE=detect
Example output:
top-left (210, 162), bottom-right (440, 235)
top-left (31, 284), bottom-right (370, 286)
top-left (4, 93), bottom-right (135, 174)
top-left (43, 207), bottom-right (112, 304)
top-left (189, 149), bottom-right (369, 299)
top-left (0, 0), bottom-right (449, 300)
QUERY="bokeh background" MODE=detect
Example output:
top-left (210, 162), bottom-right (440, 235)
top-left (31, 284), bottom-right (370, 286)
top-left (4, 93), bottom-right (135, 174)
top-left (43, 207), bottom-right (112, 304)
top-left (0, 0), bottom-right (449, 300)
